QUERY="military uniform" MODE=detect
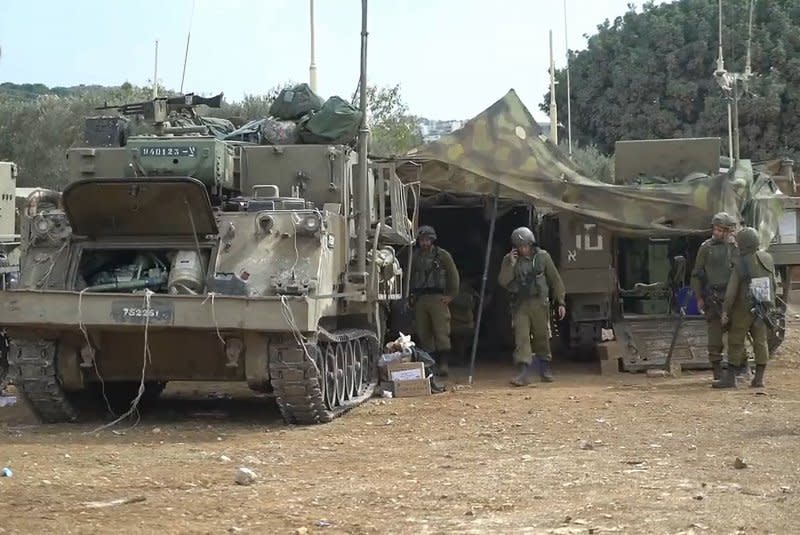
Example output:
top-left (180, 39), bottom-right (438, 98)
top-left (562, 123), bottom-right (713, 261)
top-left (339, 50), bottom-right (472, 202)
top-left (689, 212), bottom-right (737, 380)
top-left (409, 226), bottom-right (460, 375)
top-left (498, 227), bottom-right (565, 385)
top-left (716, 227), bottom-right (776, 388)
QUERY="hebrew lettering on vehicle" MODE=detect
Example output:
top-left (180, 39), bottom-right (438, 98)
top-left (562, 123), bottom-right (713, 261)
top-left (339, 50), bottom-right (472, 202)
top-left (575, 223), bottom-right (604, 251)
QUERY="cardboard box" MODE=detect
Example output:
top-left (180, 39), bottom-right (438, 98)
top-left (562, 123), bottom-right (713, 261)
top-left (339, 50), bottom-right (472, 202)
top-left (392, 378), bottom-right (431, 397)
top-left (377, 352), bottom-right (413, 381)
top-left (386, 361), bottom-right (425, 382)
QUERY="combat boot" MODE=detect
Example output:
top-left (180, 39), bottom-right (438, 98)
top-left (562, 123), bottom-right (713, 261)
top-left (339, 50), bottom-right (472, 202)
top-left (750, 364), bottom-right (766, 388)
top-left (712, 365), bottom-right (737, 389)
top-left (429, 377), bottom-right (446, 394)
top-left (736, 364), bottom-right (753, 383)
top-left (533, 355), bottom-right (554, 383)
top-left (711, 361), bottom-right (723, 381)
top-left (510, 362), bottom-right (535, 387)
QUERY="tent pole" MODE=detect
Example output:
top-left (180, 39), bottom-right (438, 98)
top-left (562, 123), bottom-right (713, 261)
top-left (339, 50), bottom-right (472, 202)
top-left (468, 184), bottom-right (500, 385)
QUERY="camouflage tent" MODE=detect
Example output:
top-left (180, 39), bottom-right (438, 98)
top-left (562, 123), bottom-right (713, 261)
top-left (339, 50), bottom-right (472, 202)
top-left (397, 90), bottom-right (784, 241)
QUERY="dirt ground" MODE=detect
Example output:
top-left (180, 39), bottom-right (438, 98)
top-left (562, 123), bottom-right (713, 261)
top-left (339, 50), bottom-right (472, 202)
top-left (2, 324), bottom-right (800, 535)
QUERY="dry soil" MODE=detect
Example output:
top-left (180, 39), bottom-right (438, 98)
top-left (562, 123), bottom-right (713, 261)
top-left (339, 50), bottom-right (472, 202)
top-left (1, 324), bottom-right (799, 534)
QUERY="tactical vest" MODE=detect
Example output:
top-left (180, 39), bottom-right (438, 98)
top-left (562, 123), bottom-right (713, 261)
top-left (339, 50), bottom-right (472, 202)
top-left (510, 251), bottom-right (549, 301)
top-left (704, 239), bottom-right (735, 289)
top-left (411, 247), bottom-right (447, 294)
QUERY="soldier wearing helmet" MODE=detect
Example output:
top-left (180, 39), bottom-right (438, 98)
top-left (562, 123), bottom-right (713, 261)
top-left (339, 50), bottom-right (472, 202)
top-left (408, 225), bottom-right (460, 376)
top-left (717, 226), bottom-right (776, 389)
top-left (689, 211), bottom-right (738, 382)
top-left (498, 226), bottom-right (566, 386)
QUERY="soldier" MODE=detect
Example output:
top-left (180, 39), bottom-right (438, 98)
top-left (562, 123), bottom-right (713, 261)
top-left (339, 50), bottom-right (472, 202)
top-left (717, 227), bottom-right (777, 389)
top-left (409, 225), bottom-right (460, 376)
top-left (690, 211), bottom-right (738, 381)
top-left (498, 226), bottom-right (566, 386)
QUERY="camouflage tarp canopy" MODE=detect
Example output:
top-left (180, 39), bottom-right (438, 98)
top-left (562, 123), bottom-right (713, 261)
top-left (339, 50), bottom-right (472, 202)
top-left (396, 90), bottom-right (784, 240)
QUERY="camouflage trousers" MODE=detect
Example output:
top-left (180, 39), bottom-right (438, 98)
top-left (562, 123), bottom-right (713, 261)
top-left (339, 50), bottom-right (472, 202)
top-left (413, 294), bottom-right (452, 353)
top-left (728, 311), bottom-right (769, 367)
top-left (512, 299), bottom-right (551, 364)
top-left (705, 315), bottom-right (724, 363)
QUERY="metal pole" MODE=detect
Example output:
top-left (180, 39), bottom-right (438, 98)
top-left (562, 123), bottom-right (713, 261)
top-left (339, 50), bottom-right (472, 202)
top-left (356, 0), bottom-right (369, 276)
top-left (180, 0), bottom-right (195, 94)
top-left (309, 0), bottom-right (318, 92)
top-left (563, 0), bottom-right (573, 155)
top-left (733, 80), bottom-right (740, 162)
top-left (548, 30), bottom-right (558, 146)
top-left (468, 184), bottom-right (500, 385)
top-left (727, 101), bottom-right (733, 158)
top-left (152, 40), bottom-right (158, 98)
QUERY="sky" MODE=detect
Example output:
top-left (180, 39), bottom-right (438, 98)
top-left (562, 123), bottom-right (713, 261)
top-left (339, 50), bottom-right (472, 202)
top-left (0, 0), bottom-right (671, 122)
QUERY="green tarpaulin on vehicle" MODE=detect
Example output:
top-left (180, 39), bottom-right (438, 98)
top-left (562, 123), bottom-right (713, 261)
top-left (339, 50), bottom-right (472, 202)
top-left (396, 89), bottom-right (785, 242)
top-left (300, 96), bottom-right (362, 145)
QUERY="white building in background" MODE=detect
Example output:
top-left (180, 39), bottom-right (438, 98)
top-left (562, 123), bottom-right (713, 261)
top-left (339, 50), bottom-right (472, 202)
top-left (418, 118), bottom-right (465, 144)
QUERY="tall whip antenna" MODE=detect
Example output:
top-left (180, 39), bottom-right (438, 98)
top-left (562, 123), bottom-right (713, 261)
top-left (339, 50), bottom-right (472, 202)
top-left (563, 0), bottom-right (573, 155)
top-left (179, 0), bottom-right (196, 94)
top-left (715, 0), bottom-right (734, 159)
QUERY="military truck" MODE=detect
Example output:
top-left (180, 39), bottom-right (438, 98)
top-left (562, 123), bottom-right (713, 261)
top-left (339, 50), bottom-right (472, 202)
top-left (0, 10), bottom-right (416, 424)
top-left (542, 137), bottom-right (790, 371)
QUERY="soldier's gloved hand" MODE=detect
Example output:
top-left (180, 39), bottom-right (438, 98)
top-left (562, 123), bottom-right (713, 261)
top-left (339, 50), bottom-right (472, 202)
top-left (557, 305), bottom-right (566, 320)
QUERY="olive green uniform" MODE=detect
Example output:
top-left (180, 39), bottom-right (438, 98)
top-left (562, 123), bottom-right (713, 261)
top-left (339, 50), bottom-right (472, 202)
top-left (689, 237), bottom-right (736, 364)
top-left (722, 249), bottom-right (776, 368)
top-left (498, 249), bottom-right (565, 364)
top-left (409, 246), bottom-right (460, 353)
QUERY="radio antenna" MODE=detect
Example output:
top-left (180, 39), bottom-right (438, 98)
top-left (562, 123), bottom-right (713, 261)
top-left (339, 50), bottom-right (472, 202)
top-left (180, 0), bottom-right (196, 94)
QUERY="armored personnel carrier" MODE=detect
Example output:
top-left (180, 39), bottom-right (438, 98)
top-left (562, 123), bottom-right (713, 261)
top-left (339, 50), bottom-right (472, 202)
top-left (541, 137), bottom-right (791, 371)
top-left (0, 9), bottom-right (415, 424)
top-left (0, 160), bottom-right (19, 391)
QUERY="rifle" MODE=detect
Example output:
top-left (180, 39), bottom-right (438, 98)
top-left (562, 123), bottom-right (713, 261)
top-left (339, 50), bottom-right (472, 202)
top-left (695, 267), bottom-right (729, 331)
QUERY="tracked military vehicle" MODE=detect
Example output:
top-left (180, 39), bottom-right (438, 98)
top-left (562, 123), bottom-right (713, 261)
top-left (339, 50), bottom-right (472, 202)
top-left (0, 161), bottom-right (20, 391)
top-left (541, 137), bottom-right (791, 371)
top-left (0, 8), bottom-right (415, 424)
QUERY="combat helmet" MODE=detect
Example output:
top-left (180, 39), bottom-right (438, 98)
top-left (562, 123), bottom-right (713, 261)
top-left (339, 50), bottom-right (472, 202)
top-left (736, 226), bottom-right (761, 254)
top-left (511, 226), bottom-right (537, 247)
top-left (417, 225), bottom-right (437, 240)
top-left (711, 211), bottom-right (737, 231)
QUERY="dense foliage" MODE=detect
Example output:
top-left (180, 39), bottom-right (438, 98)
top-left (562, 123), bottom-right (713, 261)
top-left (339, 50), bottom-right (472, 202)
top-left (541, 0), bottom-right (800, 161)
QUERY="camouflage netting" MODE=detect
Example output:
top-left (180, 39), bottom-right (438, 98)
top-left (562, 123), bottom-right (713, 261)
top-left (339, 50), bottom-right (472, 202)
top-left (396, 89), bottom-right (785, 241)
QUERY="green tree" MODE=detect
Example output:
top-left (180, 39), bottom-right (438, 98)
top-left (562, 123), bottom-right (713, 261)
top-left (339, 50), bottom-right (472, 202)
top-left (365, 84), bottom-right (422, 157)
top-left (542, 0), bottom-right (800, 161)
